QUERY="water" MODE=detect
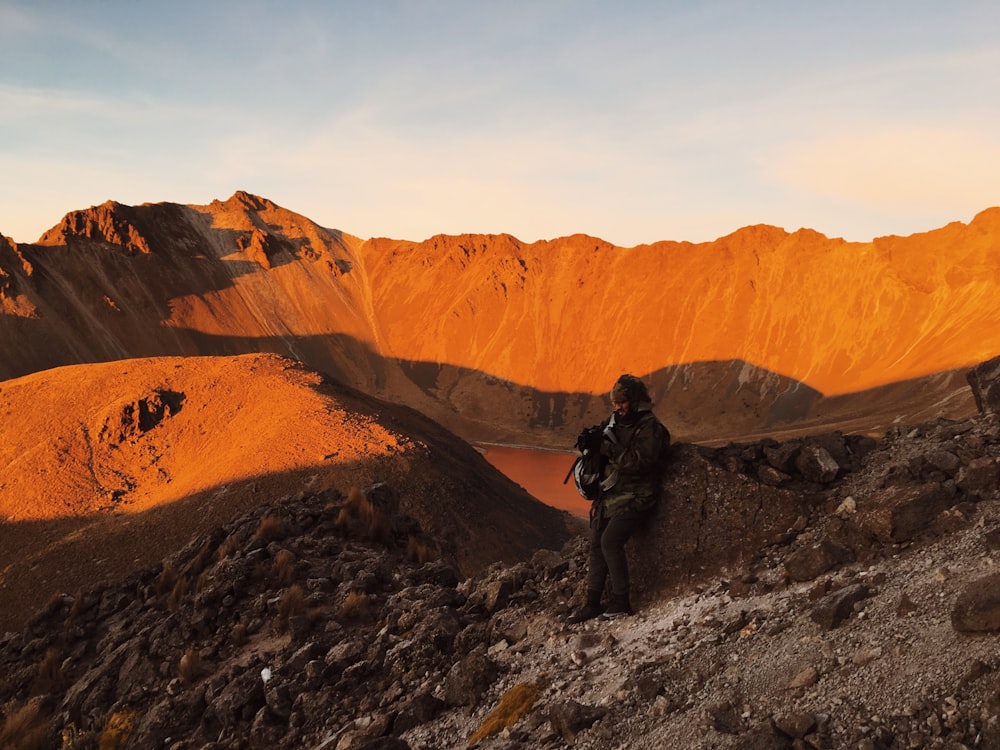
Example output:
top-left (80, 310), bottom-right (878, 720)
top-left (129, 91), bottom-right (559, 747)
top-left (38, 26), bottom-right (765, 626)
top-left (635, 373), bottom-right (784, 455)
top-left (478, 444), bottom-right (591, 518)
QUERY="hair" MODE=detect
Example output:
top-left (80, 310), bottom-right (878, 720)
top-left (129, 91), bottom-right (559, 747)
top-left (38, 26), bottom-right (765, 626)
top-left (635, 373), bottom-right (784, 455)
top-left (611, 374), bottom-right (651, 404)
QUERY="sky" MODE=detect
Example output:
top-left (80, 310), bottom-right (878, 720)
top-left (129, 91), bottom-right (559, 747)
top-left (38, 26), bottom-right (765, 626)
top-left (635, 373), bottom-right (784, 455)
top-left (1, 0), bottom-right (998, 247)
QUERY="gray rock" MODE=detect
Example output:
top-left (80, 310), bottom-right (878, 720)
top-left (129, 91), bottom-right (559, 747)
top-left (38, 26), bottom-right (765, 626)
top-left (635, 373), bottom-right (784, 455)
top-left (967, 355), bottom-right (1000, 415)
top-left (795, 445), bottom-right (840, 484)
top-left (810, 583), bottom-right (871, 630)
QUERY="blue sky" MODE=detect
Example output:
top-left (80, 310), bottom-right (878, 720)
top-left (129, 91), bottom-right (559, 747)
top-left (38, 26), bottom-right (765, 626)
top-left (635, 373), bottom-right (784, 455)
top-left (1, 0), bottom-right (998, 246)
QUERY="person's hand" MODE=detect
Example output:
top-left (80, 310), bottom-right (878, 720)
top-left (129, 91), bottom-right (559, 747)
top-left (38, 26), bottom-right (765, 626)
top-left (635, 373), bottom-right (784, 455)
top-left (576, 426), bottom-right (603, 454)
top-left (599, 438), bottom-right (615, 458)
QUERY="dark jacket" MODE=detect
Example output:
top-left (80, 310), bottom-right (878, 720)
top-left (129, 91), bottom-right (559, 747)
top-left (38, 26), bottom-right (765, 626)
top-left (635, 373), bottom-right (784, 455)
top-left (596, 401), bottom-right (669, 519)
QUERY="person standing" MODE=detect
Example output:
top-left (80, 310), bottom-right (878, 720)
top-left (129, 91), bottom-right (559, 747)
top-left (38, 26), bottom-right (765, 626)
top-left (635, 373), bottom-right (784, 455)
top-left (568, 374), bottom-right (670, 623)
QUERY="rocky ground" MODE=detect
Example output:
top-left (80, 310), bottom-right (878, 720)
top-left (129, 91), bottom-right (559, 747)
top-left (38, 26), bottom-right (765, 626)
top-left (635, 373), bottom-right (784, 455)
top-left (5, 392), bottom-right (1000, 750)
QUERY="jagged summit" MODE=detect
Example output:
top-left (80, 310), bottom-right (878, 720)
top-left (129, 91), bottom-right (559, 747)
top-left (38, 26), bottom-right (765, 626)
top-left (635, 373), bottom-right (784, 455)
top-left (213, 189), bottom-right (279, 213)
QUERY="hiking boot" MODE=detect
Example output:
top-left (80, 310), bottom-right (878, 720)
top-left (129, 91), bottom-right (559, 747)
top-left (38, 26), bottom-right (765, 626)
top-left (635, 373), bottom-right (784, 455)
top-left (566, 602), bottom-right (603, 624)
top-left (600, 597), bottom-right (633, 620)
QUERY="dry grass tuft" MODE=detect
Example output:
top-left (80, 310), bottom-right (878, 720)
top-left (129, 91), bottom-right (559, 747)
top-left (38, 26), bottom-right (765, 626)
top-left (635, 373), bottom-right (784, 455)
top-left (336, 590), bottom-right (370, 622)
top-left (182, 543), bottom-right (214, 580)
top-left (0, 700), bottom-right (50, 750)
top-left (217, 533), bottom-right (240, 560)
top-left (364, 505), bottom-right (392, 545)
top-left (168, 576), bottom-right (188, 611)
top-left (274, 549), bottom-right (296, 585)
top-left (467, 680), bottom-right (545, 747)
top-left (194, 568), bottom-right (212, 595)
top-left (155, 563), bottom-right (177, 596)
top-left (407, 535), bottom-right (438, 564)
top-left (254, 515), bottom-right (289, 543)
top-left (337, 487), bottom-right (392, 544)
top-left (277, 584), bottom-right (306, 624)
top-left (97, 710), bottom-right (135, 750)
top-left (31, 648), bottom-right (62, 696)
top-left (177, 645), bottom-right (202, 683)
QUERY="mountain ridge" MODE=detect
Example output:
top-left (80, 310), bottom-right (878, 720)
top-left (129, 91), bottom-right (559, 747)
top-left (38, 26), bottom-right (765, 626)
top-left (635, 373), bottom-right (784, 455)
top-left (1, 193), bottom-right (997, 446)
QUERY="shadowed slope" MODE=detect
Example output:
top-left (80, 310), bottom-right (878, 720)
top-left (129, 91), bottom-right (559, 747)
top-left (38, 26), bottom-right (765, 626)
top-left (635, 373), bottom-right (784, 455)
top-left (0, 354), bottom-right (573, 631)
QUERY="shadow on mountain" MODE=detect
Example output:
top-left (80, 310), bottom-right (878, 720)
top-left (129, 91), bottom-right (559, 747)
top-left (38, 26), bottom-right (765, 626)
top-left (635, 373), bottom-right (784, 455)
top-left (0, 302), bottom-right (978, 449)
top-left (0, 442), bottom-right (576, 633)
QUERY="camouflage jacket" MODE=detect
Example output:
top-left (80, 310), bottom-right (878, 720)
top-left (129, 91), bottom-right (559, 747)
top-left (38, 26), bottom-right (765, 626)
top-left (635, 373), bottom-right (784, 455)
top-left (595, 404), bottom-right (670, 519)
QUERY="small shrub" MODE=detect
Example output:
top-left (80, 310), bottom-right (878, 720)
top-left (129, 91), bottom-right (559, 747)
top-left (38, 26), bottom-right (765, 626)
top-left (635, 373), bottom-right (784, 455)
top-left (98, 710), bottom-right (135, 750)
top-left (177, 645), bottom-right (202, 683)
top-left (217, 533), bottom-right (240, 559)
top-left (31, 648), bottom-right (62, 696)
top-left (336, 590), bottom-right (370, 622)
top-left (67, 591), bottom-right (88, 620)
top-left (168, 576), bottom-right (188, 611)
top-left (337, 487), bottom-right (392, 544)
top-left (254, 516), bottom-right (288, 543)
top-left (344, 487), bottom-right (366, 516)
top-left (277, 584), bottom-right (306, 624)
top-left (364, 505), bottom-right (391, 545)
top-left (155, 563), bottom-right (177, 596)
top-left (0, 701), bottom-right (50, 750)
top-left (334, 488), bottom-right (364, 530)
top-left (407, 535), bottom-right (438, 564)
top-left (274, 549), bottom-right (296, 585)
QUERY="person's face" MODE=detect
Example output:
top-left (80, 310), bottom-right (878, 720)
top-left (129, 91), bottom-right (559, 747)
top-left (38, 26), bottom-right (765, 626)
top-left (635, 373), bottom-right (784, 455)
top-left (612, 397), bottom-right (630, 418)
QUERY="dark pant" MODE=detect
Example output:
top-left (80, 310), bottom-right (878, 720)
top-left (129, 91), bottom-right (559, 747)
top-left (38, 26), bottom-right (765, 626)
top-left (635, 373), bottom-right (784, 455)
top-left (586, 510), bottom-right (644, 602)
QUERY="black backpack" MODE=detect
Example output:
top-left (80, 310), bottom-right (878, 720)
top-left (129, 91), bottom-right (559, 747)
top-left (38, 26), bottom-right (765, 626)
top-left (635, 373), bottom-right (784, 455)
top-left (564, 419), bottom-right (671, 501)
top-left (567, 425), bottom-right (606, 500)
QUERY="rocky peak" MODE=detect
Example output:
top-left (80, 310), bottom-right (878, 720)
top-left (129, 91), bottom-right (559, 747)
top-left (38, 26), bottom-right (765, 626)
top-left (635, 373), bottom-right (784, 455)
top-left (36, 200), bottom-right (153, 254)
top-left (220, 190), bottom-right (278, 213)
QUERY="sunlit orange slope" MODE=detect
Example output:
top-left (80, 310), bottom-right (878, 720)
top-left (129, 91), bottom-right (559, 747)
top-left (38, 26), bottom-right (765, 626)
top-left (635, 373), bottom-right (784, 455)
top-left (2, 193), bottom-right (999, 407)
top-left (361, 210), bottom-right (1000, 396)
top-left (0, 354), bottom-right (408, 522)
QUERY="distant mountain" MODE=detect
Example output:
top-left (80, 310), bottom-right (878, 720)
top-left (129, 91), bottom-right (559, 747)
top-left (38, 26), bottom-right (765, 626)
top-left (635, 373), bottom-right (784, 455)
top-left (1, 192), bottom-right (996, 444)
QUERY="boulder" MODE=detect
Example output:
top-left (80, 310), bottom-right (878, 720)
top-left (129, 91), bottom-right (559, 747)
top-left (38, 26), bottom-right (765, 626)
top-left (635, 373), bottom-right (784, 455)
top-left (785, 539), bottom-right (853, 582)
top-left (795, 445), bottom-right (840, 484)
top-left (967, 355), bottom-right (1000, 416)
top-left (810, 583), bottom-right (871, 630)
top-left (952, 573), bottom-right (1000, 632)
top-left (629, 445), bottom-right (806, 606)
top-left (857, 483), bottom-right (956, 543)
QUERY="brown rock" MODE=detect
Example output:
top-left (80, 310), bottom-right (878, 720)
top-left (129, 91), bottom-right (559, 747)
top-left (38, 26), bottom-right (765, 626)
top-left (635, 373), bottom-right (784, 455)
top-left (957, 457), bottom-right (1000, 497)
top-left (952, 573), bottom-right (1000, 632)
top-left (443, 650), bottom-right (498, 707)
top-left (858, 483), bottom-right (956, 542)
top-left (758, 464), bottom-right (792, 486)
top-left (785, 540), bottom-right (853, 583)
top-left (786, 666), bottom-right (819, 689)
top-left (774, 711), bottom-right (817, 739)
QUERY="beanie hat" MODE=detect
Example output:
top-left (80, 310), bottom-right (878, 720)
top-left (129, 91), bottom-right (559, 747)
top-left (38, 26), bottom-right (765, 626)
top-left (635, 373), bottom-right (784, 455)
top-left (611, 374), bottom-right (650, 404)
